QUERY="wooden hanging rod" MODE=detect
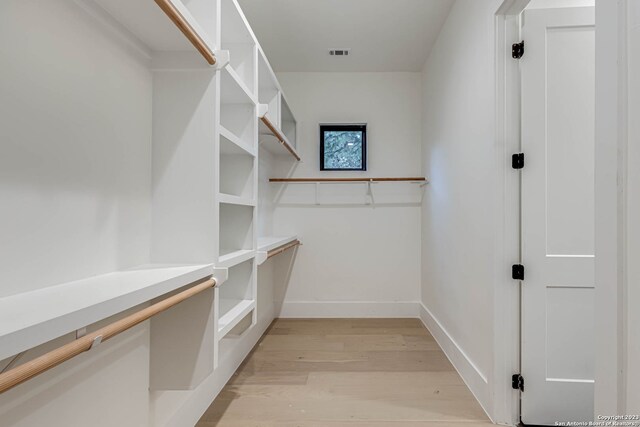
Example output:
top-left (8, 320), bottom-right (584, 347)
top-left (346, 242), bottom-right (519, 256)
top-left (154, 0), bottom-right (216, 65)
top-left (267, 240), bottom-right (301, 259)
top-left (260, 116), bottom-right (301, 161)
top-left (269, 177), bottom-right (427, 183)
top-left (0, 277), bottom-right (216, 395)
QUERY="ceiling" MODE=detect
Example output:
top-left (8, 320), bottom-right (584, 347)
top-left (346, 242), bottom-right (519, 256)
top-left (237, 0), bottom-right (455, 72)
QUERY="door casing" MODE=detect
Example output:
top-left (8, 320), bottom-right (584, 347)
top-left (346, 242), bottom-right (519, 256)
top-left (493, 0), bottom-right (629, 424)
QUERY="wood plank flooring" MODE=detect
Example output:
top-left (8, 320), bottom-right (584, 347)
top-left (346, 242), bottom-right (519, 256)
top-left (197, 318), bottom-right (492, 427)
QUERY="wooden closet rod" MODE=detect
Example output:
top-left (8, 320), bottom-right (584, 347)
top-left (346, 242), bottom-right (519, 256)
top-left (0, 277), bottom-right (216, 395)
top-left (267, 240), bottom-right (301, 259)
top-left (260, 117), bottom-right (301, 161)
top-left (269, 177), bottom-right (427, 183)
top-left (154, 0), bottom-right (216, 65)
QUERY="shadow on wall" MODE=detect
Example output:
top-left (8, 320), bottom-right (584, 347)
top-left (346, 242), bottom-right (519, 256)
top-left (272, 247), bottom-right (299, 316)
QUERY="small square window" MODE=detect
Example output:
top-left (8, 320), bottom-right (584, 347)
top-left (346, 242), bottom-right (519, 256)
top-left (320, 124), bottom-right (367, 171)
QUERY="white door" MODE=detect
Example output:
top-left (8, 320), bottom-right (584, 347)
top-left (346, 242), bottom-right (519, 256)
top-left (520, 6), bottom-right (595, 425)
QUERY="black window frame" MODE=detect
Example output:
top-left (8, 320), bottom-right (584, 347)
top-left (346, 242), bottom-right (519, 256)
top-left (319, 124), bottom-right (367, 171)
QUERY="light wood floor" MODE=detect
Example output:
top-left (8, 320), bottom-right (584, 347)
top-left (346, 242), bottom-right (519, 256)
top-left (197, 318), bottom-right (493, 427)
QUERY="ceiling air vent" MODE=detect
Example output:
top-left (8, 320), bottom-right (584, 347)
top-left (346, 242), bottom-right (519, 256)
top-left (329, 49), bottom-right (350, 56)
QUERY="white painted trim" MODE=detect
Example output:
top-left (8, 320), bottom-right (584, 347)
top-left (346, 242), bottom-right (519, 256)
top-left (419, 303), bottom-right (493, 423)
top-left (277, 301), bottom-right (420, 318)
top-left (494, 1), bottom-right (529, 424)
top-left (493, 0), bottom-right (629, 420)
top-left (594, 0), bottom-right (628, 416)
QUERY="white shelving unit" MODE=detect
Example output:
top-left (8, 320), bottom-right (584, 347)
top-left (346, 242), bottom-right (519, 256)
top-left (280, 94), bottom-right (298, 150)
top-left (215, 259), bottom-right (256, 339)
top-left (219, 0), bottom-right (258, 96)
top-left (2, 0), bottom-right (300, 425)
top-left (256, 49), bottom-right (301, 161)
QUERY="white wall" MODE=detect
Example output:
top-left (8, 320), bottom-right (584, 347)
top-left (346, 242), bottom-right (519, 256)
top-left (0, 0), bottom-right (152, 298)
top-left (0, 1), bottom-right (152, 425)
top-left (626, 0), bottom-right (640, 412)
top-left (419, 0), bottom-right (502, 418)
top-left (271, 72), bottom-right (422, 317)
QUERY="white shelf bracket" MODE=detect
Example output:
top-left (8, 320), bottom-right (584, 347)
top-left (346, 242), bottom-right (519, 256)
top-left (212, 50), bottom-right (230, 70)
top-left (256, 251), bottom-right (268, 265)
top-left (257, 103), bottom-right (269, 118)
top-left (89, 335), bottom-right (103, 350)
top-left (212, 267), bottom-right (229, 286)
top-left (366, 180), bottom-right (375, 205)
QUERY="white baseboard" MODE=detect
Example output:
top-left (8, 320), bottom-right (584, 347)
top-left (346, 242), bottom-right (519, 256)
top-left (419, 302), bottom-right (493, 422)
top-left (278, 301), bottom-right (421, 318)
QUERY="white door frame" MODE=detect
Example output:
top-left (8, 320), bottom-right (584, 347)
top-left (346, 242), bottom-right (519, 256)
top-left (593, 0), bottom-right (628, 417)
top-left (493, 0), bottom-right (629, 424)
top-left (493, 1), bottom-right (528, 424)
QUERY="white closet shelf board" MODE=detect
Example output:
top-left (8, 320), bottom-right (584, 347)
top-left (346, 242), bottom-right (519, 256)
top-left (0, 264), bottom-right (215, 361)
top-left (89, 0), bottom-right (216, 62)
top-left (218, 249), bottom-right (256, 268)
top-left (256, 236), bottom-right (299, 265)
top-left (258, 236), bottom-right (298, 253)
top-left (218, 194), bottom-right (256, 207)
top-left (218, 299), bottom-right (255, 338)
top-left (220, 126), bottom-right (256, 157)
top-left (221, 65), bottom-right (257, 105)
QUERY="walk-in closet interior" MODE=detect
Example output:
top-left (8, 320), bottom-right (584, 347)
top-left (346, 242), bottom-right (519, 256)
top-left (1, 0), bottom-right (638, 425)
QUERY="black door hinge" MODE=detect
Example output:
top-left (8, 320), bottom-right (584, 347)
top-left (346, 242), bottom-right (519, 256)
top-left (512, 153), bottom-right (524, 169)
top-left (512, 374), bottom-right (524, 391)
top-left (512, 41), bottom-right (524, 59)
top-left (512, 264), bottom-right (524, 281)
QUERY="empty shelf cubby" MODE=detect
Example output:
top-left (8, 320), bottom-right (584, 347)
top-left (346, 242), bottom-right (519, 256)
top-left (219, 203), bottom-right (254, 262)
top-left (220, 66), bottom-right (256, 151)
top-left (217, 259), bottom-right (255, 338)
top-left (220, 0), bottom-right (256, 95)
top-left (219, 135), bottom-right (255, 202)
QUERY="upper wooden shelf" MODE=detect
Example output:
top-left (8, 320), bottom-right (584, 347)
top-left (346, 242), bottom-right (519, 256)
top-left (258, 105), bottom-right (301, 161)
top-left (269, 177), bottom-right (428, 183)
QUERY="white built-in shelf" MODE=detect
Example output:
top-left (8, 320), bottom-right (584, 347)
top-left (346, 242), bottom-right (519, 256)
top-left (258, 105), bottom-right (301, 161)
top-left (218, 249), bottom-right (255, 268)
top-left (220, 0), bottom-right (257, 94)
top-left (218, 194), bottom-right (256, 207)
top-left (220, 126), bottom-right (255, 157)
top-left (221, 65), bottom-right (257, 106)
top-left (258, 236), bottom-right (299, 253)
top-left (256, 236), bottom-right (299, 265)
top-left (217, 299), bottom-right (255, 338)
top-left (220, 65), bottom-right (257, 152)
top-left (280, 94), bottom-right (297, 148)
top-left (219, 203), bottom-right (255, 265)
top-left (257, 49), bottom-right (280, 125)
top-left (0, 264), bottom-right (214, 361)
top-left (90, 0), bottom-right (217, 65)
